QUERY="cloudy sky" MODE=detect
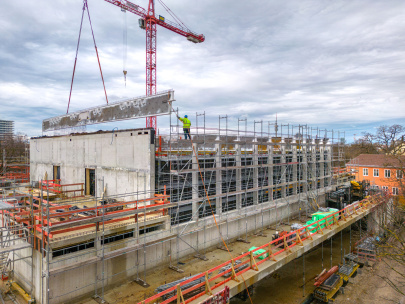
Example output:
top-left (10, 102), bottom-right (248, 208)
top-left (1, 0), bottom-right (405, 140)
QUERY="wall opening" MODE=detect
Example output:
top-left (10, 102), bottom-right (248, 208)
top-left (85, 168), bottom-right (96, 196)
top-left (53, 165), bottom-right (60, 181)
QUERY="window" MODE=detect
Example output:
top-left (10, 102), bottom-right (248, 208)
top-left (384, 169), bottom-right (391, 178)
top-left (373, 169), bottom-right (379, 177)
top-left (392, 187), bottom-right (399, 195)
top-left (102, 230), bottom-right (134, 245)
top-left (53, 240), bottom-right (95, 258)
top-left (139, 225), bottom-right (161, 235)
top-left (397, 170), bottom-right (403, 179)
top-left (382, 186), bottom-right (388, 192)
top-left (363, 168), bottom-right (368, 176)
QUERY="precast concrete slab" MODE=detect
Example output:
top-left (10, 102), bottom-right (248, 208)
top-left (42, 90), bottom-right (174, 131)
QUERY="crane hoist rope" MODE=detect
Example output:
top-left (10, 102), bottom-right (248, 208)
top-left (157, 0), bottom-right (190, 32)
top-left (67, 0), bottom-right (109, 114)
top-left (122, 7), bottom-right (128, 87)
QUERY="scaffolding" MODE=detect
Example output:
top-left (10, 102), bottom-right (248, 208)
top-left (155, 112), bottom-right (344, 241)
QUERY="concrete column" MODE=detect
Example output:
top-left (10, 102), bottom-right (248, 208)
top-left (95, 237), bottom-right (102, 257)
top-left (326, 146), bottom-right (332, 187)
top-left (367, 211), bottom-right (380, 234)
top-left (319, 147), bottom-right (325, 188)
top-left (149, 139), bottom-right (156, 194)
top-left (302, 144), bottom-right (308, 193)
top-left (268, 144), bottom-right (274, 201)
top-left (280, 144), bottom-right (286, 198)
top-left (235, 143), bottom-right (242, 209)
top-left (253, 144), bottom-right (259, 204)
top-left (215, 142), bottom-right (222, 216)
top-left (312, 145), bottom-right (317, 190)
top-left (292, 146), bottom-right (298, 195)
top-left (192, 142), bottom-right (199, 221)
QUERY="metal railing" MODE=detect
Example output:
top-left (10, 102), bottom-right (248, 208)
top-left (138, 194), bottom-right (388, 304)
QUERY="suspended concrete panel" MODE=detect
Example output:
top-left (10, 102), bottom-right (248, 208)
top-left (42, 90), bottom-right (174, 132)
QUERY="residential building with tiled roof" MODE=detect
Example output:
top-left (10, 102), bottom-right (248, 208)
top-left (346, 154), bottom-right (404, 195)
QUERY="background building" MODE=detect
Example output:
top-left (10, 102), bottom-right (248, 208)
top-left (0, 119), bottom-right (14, 139)
top-left (346, 154), bottom-right (404, 195)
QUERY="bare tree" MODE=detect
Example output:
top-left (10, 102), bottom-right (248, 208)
top-left (363, 124), bottom-right (405, 154)
top-left (373, 196), bottom-right (405, 303)
top-left (359, 125), bottom-right (405, 301)
top-left (344, 138), bottom-right (379, 160)
top-left (0, 135), bottom-right (29, 174)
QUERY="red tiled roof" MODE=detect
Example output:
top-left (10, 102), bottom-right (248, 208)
top-left (346, 154), bottom-right (405, 168)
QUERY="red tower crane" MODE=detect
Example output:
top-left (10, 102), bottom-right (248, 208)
top-left (104, 0), bottom-right (205, 129)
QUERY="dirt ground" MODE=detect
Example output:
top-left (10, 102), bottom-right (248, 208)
top-left (333, 259), bottom-right (405, 304)
top-left (0, 280), bottom-right (32, 304)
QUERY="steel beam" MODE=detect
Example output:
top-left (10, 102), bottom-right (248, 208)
top-left (42, 90), bottom-right (174, 132)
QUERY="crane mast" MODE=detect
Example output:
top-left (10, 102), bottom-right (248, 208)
top-left (145, 0), bottom-right (157, 98)
top-left (105, 0), bottom-right (205, 129)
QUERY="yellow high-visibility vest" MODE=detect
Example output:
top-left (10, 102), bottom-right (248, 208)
top-left (179, 117), bottom-right (191, 128)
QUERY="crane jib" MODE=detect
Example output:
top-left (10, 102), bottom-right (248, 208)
top-left (108, 0), bottom-right (204, 41)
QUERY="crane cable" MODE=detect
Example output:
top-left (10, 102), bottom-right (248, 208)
top-left (67, 2), bottom-right (85, 114)
top-left (85, 0), bottom-right (109, 105)
top-left (157, 0), bottom-right (190, 31)
top-left (122, 7), bottom-right (128, 87)
top-left (169, 104), bottom-right (254, 304)
top-left (67, 0), bottom-right (109, 114)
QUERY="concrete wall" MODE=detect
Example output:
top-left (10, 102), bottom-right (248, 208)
top-left (30, 129), bottom-right (155, 200)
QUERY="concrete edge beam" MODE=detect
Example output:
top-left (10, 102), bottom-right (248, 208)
top-left (188, 204), bottom-right (377, 303)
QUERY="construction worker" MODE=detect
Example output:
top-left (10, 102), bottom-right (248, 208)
top-left (178, 115), bottom-right (191, 140)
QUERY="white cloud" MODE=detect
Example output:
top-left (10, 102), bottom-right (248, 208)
top-left (0, 0), bottom-right (405, 139)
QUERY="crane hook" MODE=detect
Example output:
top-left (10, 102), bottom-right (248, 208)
top-left (123, 70), bottom-right (127, 87)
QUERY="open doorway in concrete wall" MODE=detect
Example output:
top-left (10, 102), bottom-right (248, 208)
top-left (85, 168), bottom-right (96, 196)
top-left (53, 165), bottom-right (60, 181)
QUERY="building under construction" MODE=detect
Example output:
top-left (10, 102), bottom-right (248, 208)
top-left (0, 96), bottom-right (357, 303)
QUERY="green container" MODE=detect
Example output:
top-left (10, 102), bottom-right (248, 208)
top-left (249, 246), bottom-right (267, 260)
top-left (309, 208), bottom-right (339, 230)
